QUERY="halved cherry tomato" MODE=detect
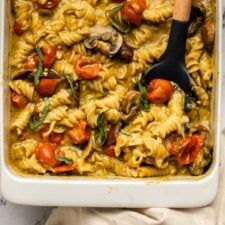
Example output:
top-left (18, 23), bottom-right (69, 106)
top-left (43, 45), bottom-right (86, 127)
top-left (24, 45), bottom-right (56, 69)
top-left (167, 135), bottom-right (203, 165)
top-left (73, 55), bottom-right (101, 80)
top-left (24, 54), bottom-right (38, 70)
top-left (104, 145), bottom-right (116, 157)
top-left (37, 0), bottom-right (60, 9)
top-left (53, 162), bottom-right (77, 172)
top-left (121, 3), bottom-right (141, 26)
top-left (178, 135), bottom-right (203, 165)
top-left (13, 21), bottom-right (25, 36)
top-left (147, 79), bottom-right (174, 104)
top-left (49, 132), bottom-right (64, 145)
top-left (11, 91), bottom-right (28, 108)
top-left (127, 0), bottom-right (146, 14)
top-left (121, 0), bottom-right (146, 26)
top-left (35, 78), bottom-right (60, 97)
top-left (42, 45), bottom-right (57, 68)
top-left (68, 120), bottom-right (91, 145)
top-left (35, 143), bottom-right (57, 166)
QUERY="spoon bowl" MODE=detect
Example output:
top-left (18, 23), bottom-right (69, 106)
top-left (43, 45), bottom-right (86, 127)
top-left (143, 0), bottom-right (192, 93)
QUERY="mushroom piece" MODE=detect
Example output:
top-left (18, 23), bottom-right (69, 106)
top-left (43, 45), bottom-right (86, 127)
top-left (192, 123), bottom-right (212, 149)
top-left (115, 42), bottom-right (134, 63)
top-left (188, 2), bottom-right (206, 36)
top-left (84, 26), bottom-right (123, 57)
top-left (11, 69), bottom-right (33, 80)
top-left (105, 123), bottom-right (122, 147)
top-left (120, 90), bottom-right (141, 123)
top-left (202, 18), bottom-right (215, 52)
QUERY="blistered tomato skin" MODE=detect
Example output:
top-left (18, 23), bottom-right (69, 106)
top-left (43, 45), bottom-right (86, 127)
top-left (11, 91), bottom-right (28, 108)
top-left (13, 21), bottom-right (25, 36)
top-left (35, 143), bottom-right (57, 166)
top-left (74, 55), bottom-right (102, 80)
top-left (49, 132), bottom-right (64, 145)
top-left (147, 79), bottom-right (174, 104)
top-left (35, 79), bottom-right (60, 97)
top-left (68, 120), bottom-right (91, 144)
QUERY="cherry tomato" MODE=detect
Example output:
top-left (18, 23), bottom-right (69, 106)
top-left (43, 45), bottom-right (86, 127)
top-left (68, 120), bottom-right (91, 145)
top-left (37, 0), bottom-right (60, 9)
top-left (35, 78), bottom-right (60, 97)
top-left (53, 162), bottom-right (77, 172)
top-left (24, 54), bottom-right (38, 70)
top-left (127, 0), bottom-right (146, 14)
top-left (11, 91), bottom-right (28, 108)
top-left (35, 143), bottom-right (57, 166)
top-left (104, 145), bottom-right (116, 157)
top-left (147, 79), bottom-right (174, 104)
top-left (178, 135), bottom-right (203, 165)
top-left (167, 135), bottom-right (203, 165)
top-left (121, 2), bottom-right (141, 26)
top-left (74, 55), bottom-right (101, 80)
top-left (42, 45), bottom-right (57, 68)
top-left (49, 132), bottom-right (64, 145)
top-left (13, 21), bottom-right (25, 36)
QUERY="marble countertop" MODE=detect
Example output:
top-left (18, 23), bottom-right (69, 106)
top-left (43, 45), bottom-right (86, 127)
top-left (0, 6), bottom-right (225, 225)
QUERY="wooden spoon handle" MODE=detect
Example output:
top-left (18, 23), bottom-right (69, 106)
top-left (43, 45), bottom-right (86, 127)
top-left (173, 0), bottom-right (192, 22)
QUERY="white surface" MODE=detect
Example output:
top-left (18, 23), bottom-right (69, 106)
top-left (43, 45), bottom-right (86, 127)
top-left (0, 3), bottom-right (224, 225)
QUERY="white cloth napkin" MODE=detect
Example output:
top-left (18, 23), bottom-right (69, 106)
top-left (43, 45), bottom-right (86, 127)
top-left (45, 136), bottom-right (225, 225)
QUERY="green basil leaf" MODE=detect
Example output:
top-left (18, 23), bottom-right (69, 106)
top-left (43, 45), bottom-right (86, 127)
top-left (65, 74), bottom-right (79, 101)
top-left (94, 112), bottom-right (108, 146)
top-left (29, 97), bottom-right (50, 130)
top-left (136, 80), bottom-right (150, 112)
top-left (136, 80), bottom-right (147, 95)
top-left (34, 47), bottom-right (43, 86)
top-left (105, 3), bottom-right (130, 34)
top-left (120, 129), bottom-right (132, 137)
top-left (56, 156), bottom-right (73, 165)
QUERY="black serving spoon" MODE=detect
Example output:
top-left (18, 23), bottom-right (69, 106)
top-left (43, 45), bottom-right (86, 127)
top-left (143, 0), bottom-right (192, 93)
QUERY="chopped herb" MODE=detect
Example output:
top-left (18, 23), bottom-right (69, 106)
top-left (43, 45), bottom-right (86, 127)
top-left (29, 97), bottom-right (50, 130)
top-left (105, 3), bottom-right (130, 34)
top-left (136, 80), bottom-right (150, 112)
top-left (94, 111), bottom-right (108, 146)
top-left (120, 129), bottom-right (132, 136)
top-left (65, 74), bottom-right (79, 101)
top-left (34, 47), bottom-right (43, 86)
top-left (56, 156), bottom-right (73, 165)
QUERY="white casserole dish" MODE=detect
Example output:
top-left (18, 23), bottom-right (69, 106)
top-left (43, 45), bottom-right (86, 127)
top-left (0, 0), bottom-right (222, 207)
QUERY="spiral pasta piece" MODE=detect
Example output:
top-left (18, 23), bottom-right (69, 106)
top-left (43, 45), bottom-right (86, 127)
top-left (10, 103), bottom-right (35, 135)
top-left (9, 80), bottom-right (34, 101)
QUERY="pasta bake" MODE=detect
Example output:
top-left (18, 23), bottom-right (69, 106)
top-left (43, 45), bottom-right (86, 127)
top-left (9, 0), bottom-right (215, 177)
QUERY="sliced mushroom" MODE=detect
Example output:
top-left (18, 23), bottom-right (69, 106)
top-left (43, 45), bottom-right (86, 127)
top-left (202, 18), bottom-right (215, 52)
top-left (120, 90), bottom-right (141, 123)
top-left (81, 138), bottom-right (94, 159)
top-left (115, 42), bottom-right (134, 63)
top-left (105, 122), bottom-right (122, 147)
top-left (84, 26), bottom-right (123, 57)
top-left (188, 2), bottom-right (206, 36)
top-left (12, 69), bottom-right (33, 80)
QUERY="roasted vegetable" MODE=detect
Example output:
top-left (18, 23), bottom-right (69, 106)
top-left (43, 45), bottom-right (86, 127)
top-left (115, 42), bottom-right (134, 63)
top-left (120, 90), bottom-right (141, 122)
top-left (202, 18), bottom-right (215, 52)
top-left (84, 26), bottom-right (123, 57)
top-left (188, 2), bottom-right (206, 36)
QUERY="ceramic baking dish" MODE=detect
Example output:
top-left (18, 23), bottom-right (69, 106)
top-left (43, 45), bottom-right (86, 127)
top-left (0, 0), bottom-right (222, 207)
